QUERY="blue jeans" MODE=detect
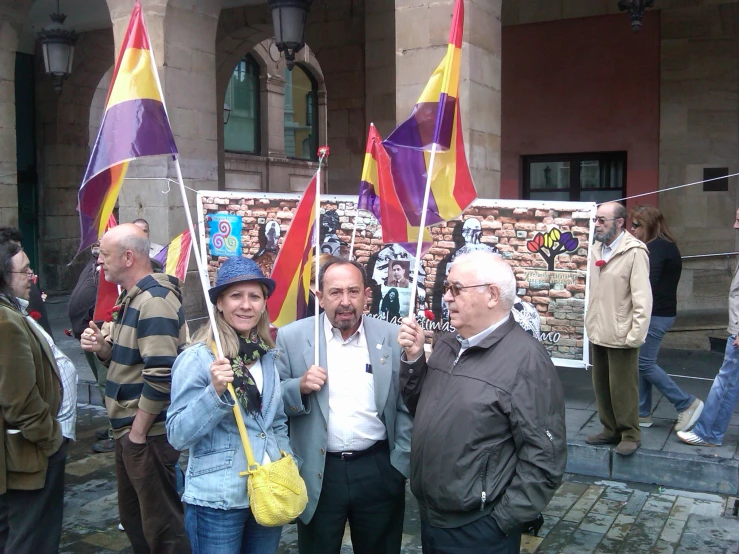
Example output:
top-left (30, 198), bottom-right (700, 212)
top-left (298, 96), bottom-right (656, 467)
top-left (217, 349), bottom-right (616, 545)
top-left (692, 336), bottom-right (739, 445)
top-left (185, 503), bottom-right (282, 554)
top-left (638, 316), bottom-right (694, 417)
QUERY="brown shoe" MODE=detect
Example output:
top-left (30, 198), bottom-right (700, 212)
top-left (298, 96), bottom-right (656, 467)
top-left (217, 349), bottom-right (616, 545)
top-left (615, 440), bottom-right (641, 456)
top-left (586, 433), bottom-right (619, 445)
top-left (92, 438), bottom-right (115, 454)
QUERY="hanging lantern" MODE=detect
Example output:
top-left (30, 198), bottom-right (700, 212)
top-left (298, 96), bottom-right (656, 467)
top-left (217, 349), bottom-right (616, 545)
top-left (618, 0), bottom-right (654, 32)
top-left (37, 0), bottom-right (78, 93)
top-left (268, 0), bottom-right (312, 71)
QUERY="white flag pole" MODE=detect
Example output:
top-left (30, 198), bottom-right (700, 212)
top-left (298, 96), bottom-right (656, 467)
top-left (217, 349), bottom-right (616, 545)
top-left (314, 153), bottom-right (326, 368)
top-left (348, 207), bottom-right (359, 261)
top-left (407, 143), bottom-right (437, 318)
top-left (173, 158), bottom-right (225, 358)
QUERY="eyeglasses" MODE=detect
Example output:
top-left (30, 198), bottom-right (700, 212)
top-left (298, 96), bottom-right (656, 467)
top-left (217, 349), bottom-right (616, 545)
top-left (443, 281), bottom-right (494, 298)
top-left (11, 269), bottom-right (34, 278)
top-left (630, 222), bottom-right (641, 229)
top-left (592, 216), bottom-right (619, 224)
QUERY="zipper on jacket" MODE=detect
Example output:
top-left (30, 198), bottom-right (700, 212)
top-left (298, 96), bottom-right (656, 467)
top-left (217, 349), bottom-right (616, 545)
top-left (545, 429), bottom-right (554, 442)
top-left (480, 491), bottom-right (487, 511)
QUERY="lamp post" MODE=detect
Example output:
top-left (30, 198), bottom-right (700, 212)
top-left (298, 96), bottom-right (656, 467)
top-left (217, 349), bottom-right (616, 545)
top-left (268, 0), bottom-right (312, 71)
top-left (37, 0), bottom-right (77, 93)
top-left (223, 103), bottom-right (232, 125)
top-left (618, 0), bottom-right (654, 32)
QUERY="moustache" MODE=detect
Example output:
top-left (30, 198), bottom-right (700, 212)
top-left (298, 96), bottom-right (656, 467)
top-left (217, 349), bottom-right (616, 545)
top-left (335, 307), bottom-right (356, 315)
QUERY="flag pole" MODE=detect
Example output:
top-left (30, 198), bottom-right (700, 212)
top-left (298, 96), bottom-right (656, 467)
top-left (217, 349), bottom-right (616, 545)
top-left (314, 150), bottom-right (327, 367)
top-left (348, 206), bottom-right (359, 261)
top-left (173, 157), bottom-right (225, 357)
top-left (407, 144), bottom-right (437, 318)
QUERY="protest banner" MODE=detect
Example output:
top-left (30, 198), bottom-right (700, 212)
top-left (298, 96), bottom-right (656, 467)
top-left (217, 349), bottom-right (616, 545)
top-left (197, 192), bottom-right (596, 368)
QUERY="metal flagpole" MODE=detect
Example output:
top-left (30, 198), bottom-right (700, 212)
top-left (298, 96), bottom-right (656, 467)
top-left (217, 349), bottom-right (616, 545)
top-left (314, 157), bottom-right (323, 367)
top-left (407, 143), bottom-right (437, 317)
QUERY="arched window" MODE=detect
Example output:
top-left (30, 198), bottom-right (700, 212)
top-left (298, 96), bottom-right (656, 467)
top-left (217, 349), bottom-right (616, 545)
top-left (224, 54), bottom-right (260, 154)
top-left (283, 64), bottom-right (318, 161)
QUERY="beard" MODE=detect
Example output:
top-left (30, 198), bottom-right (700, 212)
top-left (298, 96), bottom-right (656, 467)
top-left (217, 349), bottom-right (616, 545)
top-left (594, 226), bottom-right (617, 243)
top-left (333, 306), bottom-right (359, 330)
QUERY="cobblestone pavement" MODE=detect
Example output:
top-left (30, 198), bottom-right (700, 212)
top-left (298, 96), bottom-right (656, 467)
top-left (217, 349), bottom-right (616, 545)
top-left (62, 406), bottom-right (739, 553)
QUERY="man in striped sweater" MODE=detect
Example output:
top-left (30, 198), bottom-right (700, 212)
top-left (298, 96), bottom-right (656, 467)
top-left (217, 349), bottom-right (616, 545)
top-left (81, 223), bottom-right (189, 553)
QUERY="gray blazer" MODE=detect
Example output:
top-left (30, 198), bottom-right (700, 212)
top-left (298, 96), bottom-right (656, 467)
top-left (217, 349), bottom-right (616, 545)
top-left (276, 314), bottom-right (412, 524)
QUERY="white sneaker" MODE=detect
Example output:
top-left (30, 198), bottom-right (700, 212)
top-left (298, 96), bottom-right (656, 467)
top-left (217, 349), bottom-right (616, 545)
top-left (674, 398), bottom-right (704, 432)
top-left (639, 416), bottom-right (654, 428)
top-left (676, 430), bottom-right (717, 447)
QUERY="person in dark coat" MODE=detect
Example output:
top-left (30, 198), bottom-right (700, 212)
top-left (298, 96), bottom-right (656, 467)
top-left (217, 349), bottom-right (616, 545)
top-left (0, 227), bottom-right (52, 338)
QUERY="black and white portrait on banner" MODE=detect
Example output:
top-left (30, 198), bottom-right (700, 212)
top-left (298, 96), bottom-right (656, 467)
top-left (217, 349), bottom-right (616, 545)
top-left (369, 244), bottom-right (426, 323)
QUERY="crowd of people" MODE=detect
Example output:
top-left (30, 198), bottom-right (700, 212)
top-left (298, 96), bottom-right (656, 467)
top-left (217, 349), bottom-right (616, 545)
top-left (0, 201), bottom-right (738, 553)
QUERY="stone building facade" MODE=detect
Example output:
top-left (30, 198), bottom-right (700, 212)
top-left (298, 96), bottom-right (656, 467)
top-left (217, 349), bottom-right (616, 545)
top-left (0, 0), bottom-right (737, 336)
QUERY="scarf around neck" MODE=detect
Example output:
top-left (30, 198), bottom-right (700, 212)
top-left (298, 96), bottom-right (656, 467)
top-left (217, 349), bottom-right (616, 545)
top-left (229, 329), bottom-right (270, 416)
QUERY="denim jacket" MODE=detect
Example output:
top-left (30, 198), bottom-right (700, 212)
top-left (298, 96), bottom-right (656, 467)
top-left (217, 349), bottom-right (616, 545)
top-left (166, 342), bottom-right (295, 510)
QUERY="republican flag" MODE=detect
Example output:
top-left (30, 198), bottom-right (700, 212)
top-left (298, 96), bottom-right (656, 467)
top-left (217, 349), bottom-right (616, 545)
top-left (382, 0), bottom-right (476, 228)
top-left (266, 175), bottom-right (317, 328)
top-left (358, 124), bottom-right (431, 245)
top-left (153, 230), bottom-right (192, 282)
top-left (76, 0), bottom-right (177, 255)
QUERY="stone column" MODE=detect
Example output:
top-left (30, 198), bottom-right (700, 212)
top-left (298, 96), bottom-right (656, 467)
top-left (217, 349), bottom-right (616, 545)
top-left (0, 1), bottom-right (33, 227)
top-left (394, 0), bottom-right (501, 199)
top-left (107, 0), bottom-right (221, 316)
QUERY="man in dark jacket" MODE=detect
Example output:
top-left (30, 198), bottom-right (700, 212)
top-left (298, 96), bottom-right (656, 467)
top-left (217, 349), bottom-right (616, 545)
top-left (397, 251), bottom-right (566, 553)
top-left (0, 227), bottom-right (52, 338)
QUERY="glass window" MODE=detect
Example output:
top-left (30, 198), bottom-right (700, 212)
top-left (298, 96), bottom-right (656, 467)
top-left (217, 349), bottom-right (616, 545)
top-left (224, 54), bottom-right (260, 154)
top-left (523, 152), bottom-right (626, 202)
top-left (284, 65), bottom-right (318, 161)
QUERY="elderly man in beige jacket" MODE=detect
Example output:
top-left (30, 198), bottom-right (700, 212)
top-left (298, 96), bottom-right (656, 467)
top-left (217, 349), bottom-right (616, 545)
top-left (585, 202), bottom-right (652, 456)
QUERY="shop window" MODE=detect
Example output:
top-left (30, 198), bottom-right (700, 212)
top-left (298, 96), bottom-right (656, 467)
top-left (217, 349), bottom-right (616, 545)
top-left (284, 65), bottom-right (318, 161)
top-left (224, 54), bottom-right (260, 154)
top-left (523, 152), bottom-right (626, 203)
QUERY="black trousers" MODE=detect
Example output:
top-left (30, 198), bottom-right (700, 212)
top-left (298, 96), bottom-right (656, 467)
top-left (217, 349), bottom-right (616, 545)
top-left (298, 443), bottom-right (406, 554)
top-left (420, 514), bottom-right (521, 554)
top-left (0, 439), bottom-right (67, 554)
top-left (115, 433), bottom-right (190, 554)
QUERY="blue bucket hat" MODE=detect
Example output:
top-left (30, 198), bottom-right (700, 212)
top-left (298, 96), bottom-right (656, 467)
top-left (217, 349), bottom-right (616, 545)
top-left (209, 256), bottom-right (276, 305)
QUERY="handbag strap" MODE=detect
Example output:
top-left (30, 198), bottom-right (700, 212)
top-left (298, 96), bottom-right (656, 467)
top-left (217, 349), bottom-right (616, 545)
top-left (227, 382), bottom-right (259, 475)
top-left (210, 343), bottom-right (258, 475)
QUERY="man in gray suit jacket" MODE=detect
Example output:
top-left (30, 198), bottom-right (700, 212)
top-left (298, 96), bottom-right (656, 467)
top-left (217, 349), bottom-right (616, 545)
top-left (276, 259), bottom-right (412, 554)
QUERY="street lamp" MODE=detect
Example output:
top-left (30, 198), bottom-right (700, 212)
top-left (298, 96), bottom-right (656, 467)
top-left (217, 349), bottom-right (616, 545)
top-left (223, 103), bottom-right (232, 125)
top-left (618, 0), bottom-right (654, 32)
top-left (37, 0), bottom-right (77, 93)
top-left (268, 0), bottom-right (312, 71)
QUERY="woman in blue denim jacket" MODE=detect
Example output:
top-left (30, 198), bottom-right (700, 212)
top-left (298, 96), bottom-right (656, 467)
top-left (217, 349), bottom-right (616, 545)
top-left (167, 257), bottom-right (294, 554)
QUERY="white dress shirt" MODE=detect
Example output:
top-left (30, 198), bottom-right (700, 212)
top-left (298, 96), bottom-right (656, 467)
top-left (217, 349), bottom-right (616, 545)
top-left (19, 298), bottom-right (77, 441)
top-left (601, 231), bottom-right (625, 262)
top-left (246, 357), bottom-right (270, 465)
top-left (323, 315), bottom-right (387, 452)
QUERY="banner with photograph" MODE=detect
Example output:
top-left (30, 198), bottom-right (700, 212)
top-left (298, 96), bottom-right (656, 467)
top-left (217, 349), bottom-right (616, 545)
top-left (197, 192), bottom-right (596, 368)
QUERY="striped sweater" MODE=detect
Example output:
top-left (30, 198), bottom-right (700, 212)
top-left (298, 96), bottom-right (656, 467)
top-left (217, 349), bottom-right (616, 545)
top-left (102, 274), bottom-right (186, 439)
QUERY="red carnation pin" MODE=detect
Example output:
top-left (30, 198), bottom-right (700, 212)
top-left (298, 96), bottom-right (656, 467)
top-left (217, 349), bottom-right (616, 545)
top-left (424, 309), bottom-right (435, 321)
top-left (29, 310), bottom-right (41, 321)
top-left (595, 260), bottom-right (607, 268)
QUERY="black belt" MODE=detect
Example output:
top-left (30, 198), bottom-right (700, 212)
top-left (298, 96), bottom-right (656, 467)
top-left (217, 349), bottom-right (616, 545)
top-left (326, 440), bottom-right (388, 461)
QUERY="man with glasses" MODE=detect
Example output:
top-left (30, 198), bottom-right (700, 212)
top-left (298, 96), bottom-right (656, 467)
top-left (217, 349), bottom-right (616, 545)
top-left (397, 251), bottom-right (566, 553)
top-left (277, 258), bottom-right (412, 554)
top-left (0, 227), bottom-right (53, 338)
top-left (585, 202), bottom-right (652, 456)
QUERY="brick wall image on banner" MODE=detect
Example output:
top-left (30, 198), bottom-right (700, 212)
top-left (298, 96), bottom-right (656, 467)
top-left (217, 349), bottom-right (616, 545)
top-left (197, 193), bottom-right (596, 368)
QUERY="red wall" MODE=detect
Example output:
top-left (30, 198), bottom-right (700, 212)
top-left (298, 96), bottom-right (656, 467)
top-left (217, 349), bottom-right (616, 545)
top-left (500, 12), bottom-right (660, 208)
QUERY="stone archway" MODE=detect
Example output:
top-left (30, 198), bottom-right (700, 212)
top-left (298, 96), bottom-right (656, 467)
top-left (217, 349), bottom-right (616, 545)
top-left (35, 26), bottom-right (115, 290)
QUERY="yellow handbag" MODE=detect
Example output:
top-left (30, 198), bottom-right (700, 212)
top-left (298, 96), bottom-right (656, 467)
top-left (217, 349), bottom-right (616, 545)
top-left (226, 382), bottom-right (308, 527)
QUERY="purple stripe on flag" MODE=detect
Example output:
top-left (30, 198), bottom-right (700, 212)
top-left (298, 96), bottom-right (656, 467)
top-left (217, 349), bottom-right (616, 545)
top-left (84, 98), bottom-right (177, 182)
top-left (432, 93), bottom-right (456, 150)
top-left (383, 114), bottom-right (443, 227)
top-left (358, 181), bottom-right (381, 222)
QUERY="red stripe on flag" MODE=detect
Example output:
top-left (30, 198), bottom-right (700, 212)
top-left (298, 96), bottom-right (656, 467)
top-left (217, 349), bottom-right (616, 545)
top-left (106, 1), bottom-right (151, 107)
top-left (374, 140), bottom-right (411, 243)
top-left (450, 103), bottom-right (476, 210)
top-left (175, 230), bottom-right (192, 282)
top-left (267, 175), bottom-right (317, 321)
top-left (448, 0), bottom-right (464, 49)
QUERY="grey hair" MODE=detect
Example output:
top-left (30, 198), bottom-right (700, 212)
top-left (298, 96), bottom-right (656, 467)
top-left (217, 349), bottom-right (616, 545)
top-left (119, 232), bottom-right (150, 259)
top-left (450, 250), bottom-right (517, 310)
top-left (612, 202), bottom-right (627, 222)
